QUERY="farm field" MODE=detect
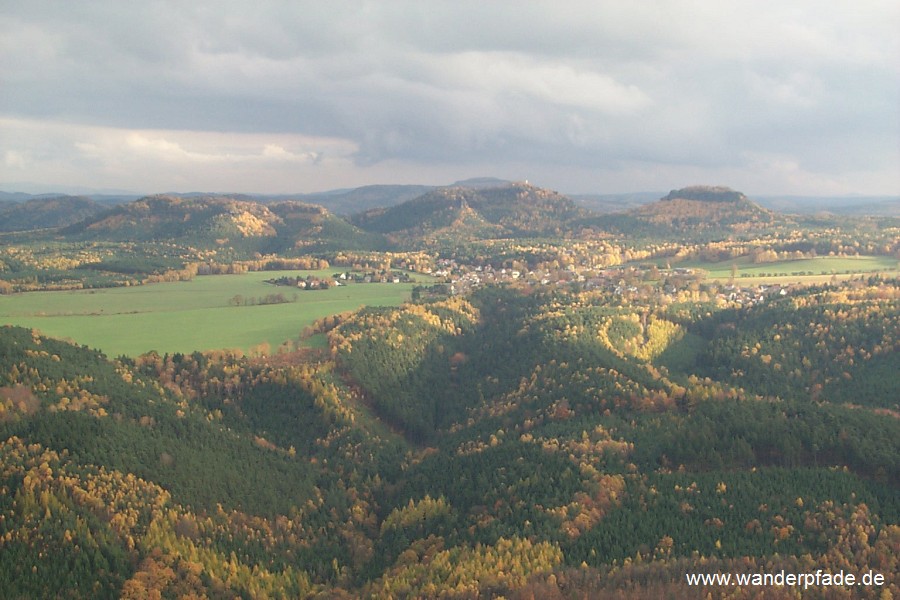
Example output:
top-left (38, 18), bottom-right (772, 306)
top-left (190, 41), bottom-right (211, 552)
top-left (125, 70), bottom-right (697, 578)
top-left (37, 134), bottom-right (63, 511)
top-left (681, 255), bottom-right (898, 283)
top-left (0, 270), bottom-right (427, 357)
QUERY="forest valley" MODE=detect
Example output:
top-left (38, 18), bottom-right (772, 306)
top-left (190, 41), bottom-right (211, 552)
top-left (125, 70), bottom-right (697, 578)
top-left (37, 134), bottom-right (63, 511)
top-left (0, 184), bottom-right (898, 598)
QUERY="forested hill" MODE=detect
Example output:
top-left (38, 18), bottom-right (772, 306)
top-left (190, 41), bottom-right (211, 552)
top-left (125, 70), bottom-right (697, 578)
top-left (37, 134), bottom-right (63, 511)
top-left (63, 195), bottom-right (284, 241)
top-left (661, 186), bottom-right (749, 203)
top-left (583, 185), bottom-right (784, 238)
top-left (0, 195), bottom-right (106, 232)
top-left (349, 187), bottom-right (503, 242)
top-left (5, 184), bottom-right (819, 252)
top-left (60, 194), bottom-right (388, 252)
top-left (350, 182), bottom-right (588, 243)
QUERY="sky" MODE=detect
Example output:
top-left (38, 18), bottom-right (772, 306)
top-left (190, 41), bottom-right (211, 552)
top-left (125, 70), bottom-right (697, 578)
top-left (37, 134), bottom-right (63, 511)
top-left (1, 1), bottom-right (898, 197)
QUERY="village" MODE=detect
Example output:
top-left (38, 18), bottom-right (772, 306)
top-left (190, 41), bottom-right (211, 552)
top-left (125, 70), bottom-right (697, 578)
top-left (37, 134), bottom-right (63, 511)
top-left (259, 255), bottom-right (794, 310)
top-left (429, 258), bottom-right (791, 307)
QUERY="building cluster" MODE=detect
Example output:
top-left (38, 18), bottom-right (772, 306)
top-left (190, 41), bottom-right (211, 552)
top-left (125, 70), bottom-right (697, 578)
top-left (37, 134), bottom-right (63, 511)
top-left (431, 258), bottom-right (794, 307)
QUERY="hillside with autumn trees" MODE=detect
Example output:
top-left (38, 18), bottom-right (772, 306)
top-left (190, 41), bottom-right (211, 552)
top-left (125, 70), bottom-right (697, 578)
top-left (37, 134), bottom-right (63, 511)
top-left (1, 179), bottom-right (899, 596)
top-left (582, 185), bottom-right (785, 239)
top-left (1, 272), bottom-right (898, 597)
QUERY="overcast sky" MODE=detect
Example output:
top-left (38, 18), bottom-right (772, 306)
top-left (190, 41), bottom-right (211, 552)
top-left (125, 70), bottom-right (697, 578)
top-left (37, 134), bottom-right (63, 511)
top-left (1, 1), bottom-right (898, 196)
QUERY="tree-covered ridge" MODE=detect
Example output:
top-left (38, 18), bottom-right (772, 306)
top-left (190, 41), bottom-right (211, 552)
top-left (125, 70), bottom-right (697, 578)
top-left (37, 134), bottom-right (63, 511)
top-left (699, 283), bottom-right (900, 408)
top-left (350, 187), bottom-right (490, 234)
top-left (0, 327), bottom-right (397, 593)
top-left (585, 186), bottom-right (780, 239)
top-left (662, 185), bottom-right (749, 203)
top-left (350, 182), bottom-right (588, 244)
top-left (328, 297), bottom-right (481, 440)
top-left (63, 195), bottom-right (281, 240)
top-left (58, 195), bottom-right (388, 255)
top-left (0, 327), bottom-right (326, 516)
top-left (1, 276), bottom-right (899, 597)
top-left (0, 436), bottom-right (315, 599)
top-left (464, 183), bottom-right (586, 234)
top-left (0, 195), bottom-right (107, 232)
top-left (315, 282), bottom-right (898, 591)
top-left (321, 283), bottom-right (899, 468)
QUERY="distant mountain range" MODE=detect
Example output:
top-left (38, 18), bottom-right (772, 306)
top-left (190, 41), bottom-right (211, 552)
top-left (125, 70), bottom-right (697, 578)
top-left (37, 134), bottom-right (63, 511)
top-left (43, 182), bottom-right (587, 249)
top-left (2, 182), bottom-right (896, 243)
top-left (3, 181), bottom-right (897, 222)
top-left (753, 195), bottom-right (900, 217)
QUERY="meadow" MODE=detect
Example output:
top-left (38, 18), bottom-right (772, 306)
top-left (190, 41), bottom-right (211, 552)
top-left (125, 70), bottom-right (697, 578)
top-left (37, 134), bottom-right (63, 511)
top-left (0, 270), bottom-right (425, 357)
top-left (683, 255), bottom-right (898, 283)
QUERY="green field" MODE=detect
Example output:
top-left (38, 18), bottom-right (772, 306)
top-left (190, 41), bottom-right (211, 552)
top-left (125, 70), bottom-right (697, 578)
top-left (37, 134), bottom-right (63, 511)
top-left (681, 255), bottom-right (899, 282)
top-left (0, 270), bottom-right (426, 357)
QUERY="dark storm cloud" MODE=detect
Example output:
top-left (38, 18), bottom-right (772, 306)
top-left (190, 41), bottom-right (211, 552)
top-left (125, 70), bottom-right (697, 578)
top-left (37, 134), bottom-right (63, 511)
top-left (1, 1), bottom-right (897, 194)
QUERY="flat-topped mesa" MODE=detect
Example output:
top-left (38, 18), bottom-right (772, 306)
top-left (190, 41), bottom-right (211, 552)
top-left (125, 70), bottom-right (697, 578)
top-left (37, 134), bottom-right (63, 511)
top-left (613, 184), bottom-right (778, 235)
top-left (662, 186), bottom-right (747, 203)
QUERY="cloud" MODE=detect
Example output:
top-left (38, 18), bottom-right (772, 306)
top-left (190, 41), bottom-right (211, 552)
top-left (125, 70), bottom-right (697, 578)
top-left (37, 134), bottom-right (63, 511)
top-left (262, 144), bottom-right (321, 163)
top-left (0, 118), bottom-right (357, 193)
top-left (0, 1), bottom-right (897, 194)
top-left (116, 133), bottom-right (327, 165)
top-left (4, 150), bottom-right (30, 170)
top-left (429, 52), bottom-right (651, 114)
